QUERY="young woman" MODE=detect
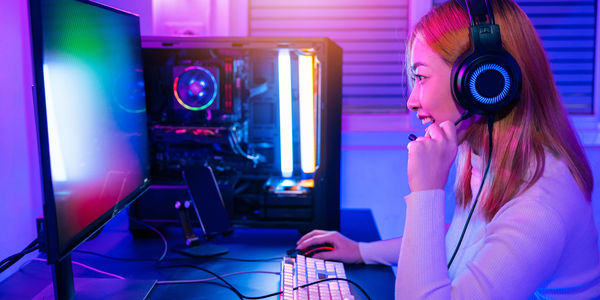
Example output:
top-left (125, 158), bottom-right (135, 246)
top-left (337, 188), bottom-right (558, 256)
top-left (296, 0), bottom-right (600, 298)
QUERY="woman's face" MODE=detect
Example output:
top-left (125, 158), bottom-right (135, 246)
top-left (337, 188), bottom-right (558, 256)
top-left (406, 36), bottom-right (466, 130)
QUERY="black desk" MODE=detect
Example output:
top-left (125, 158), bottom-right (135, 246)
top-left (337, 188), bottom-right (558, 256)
top-left (0, 209), bottom-right (395, 299)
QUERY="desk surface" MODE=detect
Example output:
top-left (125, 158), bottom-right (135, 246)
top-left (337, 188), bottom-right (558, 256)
top-left (0, 209), bottom-right (395, 299)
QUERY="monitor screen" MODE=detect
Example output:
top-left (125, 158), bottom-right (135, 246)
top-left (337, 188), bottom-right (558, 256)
top-left (30, 0), bottom-right (150, 263)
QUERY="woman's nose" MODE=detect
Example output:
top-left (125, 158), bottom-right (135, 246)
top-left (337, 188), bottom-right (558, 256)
top-left (406, 89), bottom-right (419, 111)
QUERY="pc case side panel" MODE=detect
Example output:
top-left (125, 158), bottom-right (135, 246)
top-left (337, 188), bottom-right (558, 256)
top-left (313, 38), bottom-right (342, 231)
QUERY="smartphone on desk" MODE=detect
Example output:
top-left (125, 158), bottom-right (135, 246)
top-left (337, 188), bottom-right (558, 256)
top-left (182, 165), bottom-right (233, 239)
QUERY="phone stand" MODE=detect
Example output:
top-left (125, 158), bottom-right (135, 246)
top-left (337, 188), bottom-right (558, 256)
top-left (173, 200), bottom-right (228, 257)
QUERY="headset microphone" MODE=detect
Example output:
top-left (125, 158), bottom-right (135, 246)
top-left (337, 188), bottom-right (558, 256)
top-left (408, 111), bottom-right (473, 142)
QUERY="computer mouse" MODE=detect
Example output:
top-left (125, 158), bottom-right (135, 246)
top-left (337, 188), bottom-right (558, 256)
top-left (297, 243), bottom-right (334, 257)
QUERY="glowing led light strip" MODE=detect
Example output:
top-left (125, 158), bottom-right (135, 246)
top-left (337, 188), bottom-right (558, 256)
top-left (278, 49), bottom-right (293, 178)
top-left (298, 55), bottom-right (316, 174)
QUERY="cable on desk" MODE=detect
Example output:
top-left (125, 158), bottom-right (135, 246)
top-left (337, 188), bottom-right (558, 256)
top-left (294, 277), bottom-right (372, 300)
top-left (156, 270), bottom-right (280, 284)
top-left (148, 280), bottom-right (243, 300)
top-left (236, 277), bottom-right (373, 300)
top-left (129, 218), bottom-right (168, 262)
top-left (0, 239), bottom-right (39, 273)
top-left (79, 218), bottom-right (282, 264)
top-left (74, 249), bottom-right (158, 261)
top-left (22, 258), bottom-right (125, 280)
top-left (158, 264), bottom-right (246, 299)
top-left (215, 256), bottom-right (284, 262)
top-left (157, 264), bottom-right (372, 300)
top-left (74, 249), bottom-right (283, 264)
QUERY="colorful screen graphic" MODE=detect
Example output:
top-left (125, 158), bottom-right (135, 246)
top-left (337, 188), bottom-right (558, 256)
top-left (38, 0), bottom-right (150, 254)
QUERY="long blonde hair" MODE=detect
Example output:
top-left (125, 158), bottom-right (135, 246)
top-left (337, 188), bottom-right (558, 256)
top-left (407, 0), bottom-right (593, 220)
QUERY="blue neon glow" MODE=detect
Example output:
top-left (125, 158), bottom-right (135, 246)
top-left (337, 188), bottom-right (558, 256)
top-left (469, 63), bottom-right (511, 104)
top-left (278, 49), bottom-right (294, 178)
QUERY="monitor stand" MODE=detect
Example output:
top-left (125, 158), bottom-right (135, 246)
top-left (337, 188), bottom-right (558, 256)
top-left (172, 200), bottom-right (228, 258)
top-left (33, 255), bottom-right (156, 300)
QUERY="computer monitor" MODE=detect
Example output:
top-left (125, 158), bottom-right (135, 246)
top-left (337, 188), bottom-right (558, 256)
top-left (29, 0), bottom-right (152, 298)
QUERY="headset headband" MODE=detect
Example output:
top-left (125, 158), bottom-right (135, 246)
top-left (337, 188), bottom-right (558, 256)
top-left (458, 0), bottom-right (495, 25)
top-left (460, 0), bottom-right (503, 52)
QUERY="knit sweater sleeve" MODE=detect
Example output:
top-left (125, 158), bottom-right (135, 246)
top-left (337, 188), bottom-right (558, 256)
top-left (358, 238), bottom-right (403, 265)
top-left (395, 190), bottom-right (567, 299)
top-left (356, 190), bottom-right (444, 266)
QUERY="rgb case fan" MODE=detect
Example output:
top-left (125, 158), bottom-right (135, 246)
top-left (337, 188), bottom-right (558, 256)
top-left (173, 65), bottom-right (219, 111)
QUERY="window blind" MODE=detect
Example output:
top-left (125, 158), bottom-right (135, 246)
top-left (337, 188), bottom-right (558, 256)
top-left (433, 0), bottom-right (597, 114)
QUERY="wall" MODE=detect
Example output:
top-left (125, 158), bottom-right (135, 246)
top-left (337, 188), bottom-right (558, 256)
top-left (0, 0), bottom-right (41, 283)
top-left (152, 0), bottom-right (246, 36)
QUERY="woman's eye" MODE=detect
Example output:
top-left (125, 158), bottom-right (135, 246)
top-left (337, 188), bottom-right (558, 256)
top-left (411, 74), bottom-right (424, 83)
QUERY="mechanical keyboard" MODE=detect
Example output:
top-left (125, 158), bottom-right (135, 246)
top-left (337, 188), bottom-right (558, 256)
top-left (279, 254), bottom-right (355, 300)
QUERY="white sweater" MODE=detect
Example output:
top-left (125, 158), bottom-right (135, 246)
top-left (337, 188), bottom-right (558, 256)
top-left (358, 151), bottom-right (600, 299)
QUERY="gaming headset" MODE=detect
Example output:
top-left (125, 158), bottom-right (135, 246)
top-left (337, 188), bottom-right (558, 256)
top-left (445, 0), bottom-right (523, 269)
top-left (451, 0), bottom-right (522, 116)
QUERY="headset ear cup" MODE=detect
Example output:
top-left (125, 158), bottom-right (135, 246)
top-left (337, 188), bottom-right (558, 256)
top-left (451, 50), bottom-right (476, 112)
top-left (452, 50), bottom-right (521, 115)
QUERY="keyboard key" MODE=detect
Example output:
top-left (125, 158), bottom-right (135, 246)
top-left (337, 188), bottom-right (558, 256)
top-left (279, 255), bottom-right (355, 300)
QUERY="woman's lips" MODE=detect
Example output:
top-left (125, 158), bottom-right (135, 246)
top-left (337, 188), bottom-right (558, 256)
top-left (418, 115), bottom-right (434, 125)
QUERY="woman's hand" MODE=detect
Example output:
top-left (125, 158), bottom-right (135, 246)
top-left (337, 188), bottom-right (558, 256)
top-left (407, 120), bottom-right (458, 192)
top-left (296, 230), bottom-right (363, 264)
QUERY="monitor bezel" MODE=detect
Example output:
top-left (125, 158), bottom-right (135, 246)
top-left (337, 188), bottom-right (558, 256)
top-left (29, 0), bottom-right (151, 264)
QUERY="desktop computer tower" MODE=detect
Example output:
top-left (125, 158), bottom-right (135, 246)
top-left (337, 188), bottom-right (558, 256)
top-left (129, 36), bottom-right (342, 233)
